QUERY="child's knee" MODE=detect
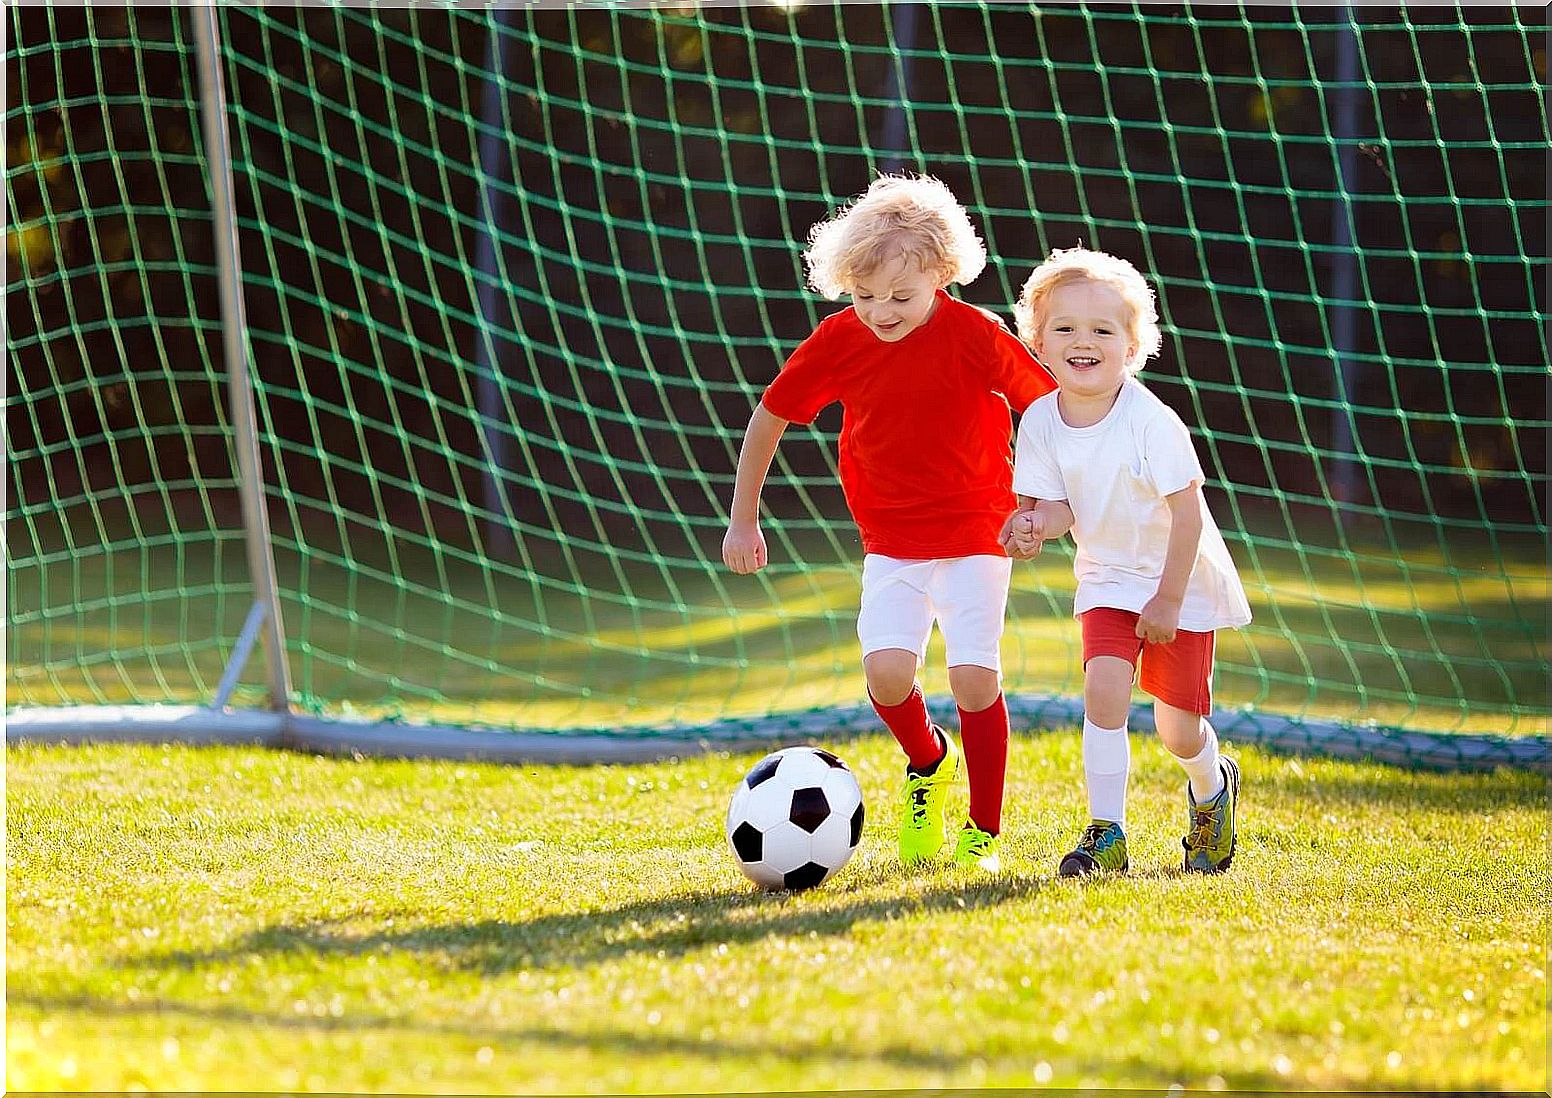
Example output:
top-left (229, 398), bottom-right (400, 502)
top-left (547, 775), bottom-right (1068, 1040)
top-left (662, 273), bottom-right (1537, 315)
top-left (1154, 701), bottom-right (1206, 755)
top-left (1083, 655), bottom-right (1134, 728)
top-left (947, 664), bottom-right (1000, 711)
top-left (864, 649), bottom-right (919, 705)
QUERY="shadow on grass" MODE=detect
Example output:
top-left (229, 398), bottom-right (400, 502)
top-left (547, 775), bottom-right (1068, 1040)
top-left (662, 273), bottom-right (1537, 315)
top-left (7, 990), bottom-right (1322, 1088)
top-left (146, 871), bottom-right (1056, 976)
top-left (7, 988), bottom-right (951, 1073)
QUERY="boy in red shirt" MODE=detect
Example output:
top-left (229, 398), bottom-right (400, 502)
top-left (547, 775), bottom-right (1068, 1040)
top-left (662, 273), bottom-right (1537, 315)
top-left (722, 174), bottom-right (1059, 874)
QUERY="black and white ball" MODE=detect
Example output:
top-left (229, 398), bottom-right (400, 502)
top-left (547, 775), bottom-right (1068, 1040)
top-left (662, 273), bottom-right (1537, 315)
top-left (725, 746), bottom-right (865, 891)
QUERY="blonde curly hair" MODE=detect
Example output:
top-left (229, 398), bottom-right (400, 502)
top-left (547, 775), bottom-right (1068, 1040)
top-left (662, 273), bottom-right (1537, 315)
top-left (1014, 246), bottom-right (1163, 374)
top-left (803, 173), bottom-right (987, 300)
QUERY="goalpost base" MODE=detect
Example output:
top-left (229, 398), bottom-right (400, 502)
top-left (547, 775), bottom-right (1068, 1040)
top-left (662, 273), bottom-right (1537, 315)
top-left (7, 699), bottom-right (1546, 774)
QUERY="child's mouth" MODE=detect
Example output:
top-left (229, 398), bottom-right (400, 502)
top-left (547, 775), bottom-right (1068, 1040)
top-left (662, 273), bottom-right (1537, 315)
top-left (1068, 356), bottom-right (1100, 368)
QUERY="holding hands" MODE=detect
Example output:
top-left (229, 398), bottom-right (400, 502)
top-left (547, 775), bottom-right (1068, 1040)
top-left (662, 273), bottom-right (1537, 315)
top-left (1001, 509), bottom-right (1047, 560)
top-left (1000, 497), bottom-right (1075, 561)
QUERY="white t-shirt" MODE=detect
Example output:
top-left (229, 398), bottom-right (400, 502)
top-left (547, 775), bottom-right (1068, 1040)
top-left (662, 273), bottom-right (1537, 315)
top-left (1013, 379), bottom-right (1252, 632)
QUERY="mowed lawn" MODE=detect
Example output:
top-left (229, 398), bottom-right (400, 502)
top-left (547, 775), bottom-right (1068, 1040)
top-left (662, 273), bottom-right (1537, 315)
top-left (8, 733), bottom-right (1545, 1092)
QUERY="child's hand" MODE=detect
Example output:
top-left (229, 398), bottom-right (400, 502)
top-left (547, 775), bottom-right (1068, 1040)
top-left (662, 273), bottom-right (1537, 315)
top-left (1135, 593), bottom-right (1182, 644)
top-left (722, 522), bottom-right (768, 574)
top-left (1002, 510), bottom-right (1046, 560)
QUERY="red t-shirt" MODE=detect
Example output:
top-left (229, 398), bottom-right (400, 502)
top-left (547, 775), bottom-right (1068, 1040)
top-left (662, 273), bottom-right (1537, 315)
top-left (761, 291), bottom-right (1057, 559)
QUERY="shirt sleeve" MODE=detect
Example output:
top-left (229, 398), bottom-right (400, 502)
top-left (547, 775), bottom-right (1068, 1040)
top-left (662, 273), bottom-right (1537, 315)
top-left (760, 320), bottom-right (841, 425)
top-left (1012, 404), bottom-right (1067, 500)
top-left (1142, 403), bottom-right (1206, 497)
top-left (987, 318), bottom-right (1057, 413)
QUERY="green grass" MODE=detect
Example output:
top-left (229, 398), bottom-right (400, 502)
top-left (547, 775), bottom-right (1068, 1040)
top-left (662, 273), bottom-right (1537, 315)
top-left (9, 735), bottom-right (1545, 1091)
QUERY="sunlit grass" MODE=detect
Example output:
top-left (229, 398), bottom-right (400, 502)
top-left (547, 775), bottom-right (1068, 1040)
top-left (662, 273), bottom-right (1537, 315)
top-left (8, 736), bottom-right (1545, 1092)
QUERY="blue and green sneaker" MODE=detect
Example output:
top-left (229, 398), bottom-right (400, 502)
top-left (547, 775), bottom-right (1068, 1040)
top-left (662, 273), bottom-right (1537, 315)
top-left (898, 728), bottom-right (960, 865)
top-left (1058, 819), bottom-right (1128, 877)
top-left (953, 823), bottom-right (1001, 874)
top-left (1182, 755), bottom-right (1240, 873)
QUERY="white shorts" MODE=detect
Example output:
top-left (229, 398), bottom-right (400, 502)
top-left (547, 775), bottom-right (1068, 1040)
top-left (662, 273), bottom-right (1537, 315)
top-left (857, 554), bottom-right (1013, 673)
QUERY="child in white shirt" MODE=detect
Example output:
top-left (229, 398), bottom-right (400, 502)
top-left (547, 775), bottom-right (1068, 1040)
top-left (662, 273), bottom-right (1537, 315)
top-left (1003, 246), bottom-right (1251, 876)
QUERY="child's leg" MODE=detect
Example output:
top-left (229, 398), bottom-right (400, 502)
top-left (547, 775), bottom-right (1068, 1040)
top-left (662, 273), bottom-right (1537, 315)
top-left (934, 555), bottom-right (1012, 837)
top-left (1054, 608), bottom-right (1142, 875)
top-left (1082, 655), bottom-right (1135, 826)
top-left (1139, 630), bottom-right (1239, 873)
top-left (1138, 628), bottom-right (1223, 802)
top-left (1155, 702), bottom-right (1224, 802)
top-left (1076, 606), bottom-right (1144, 827)
top-left (865, 648), bottom-right (944, 770)
top-left (947, 663), bottom-right (1005, 834)
top-left (858, 555), bottom-right (942, 770)
top-left (1057, 644), bottom-right (1135, 877)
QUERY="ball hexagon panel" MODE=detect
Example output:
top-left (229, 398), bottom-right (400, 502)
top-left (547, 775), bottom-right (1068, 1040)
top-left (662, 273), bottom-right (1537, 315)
top-left (819, 768), bottom-right (863, 815)
top-left (771, 747), bottom-right (834, 788)
top-left (809, 810), bottom-right (856, 863)
top-left (740, 781), bottom-right (794, 831)
top-left (758, 819), bottom-right (814, 874)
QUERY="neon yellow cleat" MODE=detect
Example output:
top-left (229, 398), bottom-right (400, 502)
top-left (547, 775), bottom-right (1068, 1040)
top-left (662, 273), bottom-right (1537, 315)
top-left (953, 823), bottom-right (1001, 874)
top-left (897, 728), bottom-right (959, 866)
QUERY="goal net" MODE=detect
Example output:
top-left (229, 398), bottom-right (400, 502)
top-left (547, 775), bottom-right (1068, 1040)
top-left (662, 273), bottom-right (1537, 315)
top-left (7, 5), bottom-right (1546, 753)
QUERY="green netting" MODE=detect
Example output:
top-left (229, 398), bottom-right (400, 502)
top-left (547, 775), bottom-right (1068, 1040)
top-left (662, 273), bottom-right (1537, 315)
top-left (7, 5), bottom-right (1547, 746)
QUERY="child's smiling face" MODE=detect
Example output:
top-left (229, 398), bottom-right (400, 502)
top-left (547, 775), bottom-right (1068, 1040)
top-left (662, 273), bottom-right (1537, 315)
top-left (848, 252), bottom-right (942, 343)
top-left (1030, 278), bottom-right (1139, 403)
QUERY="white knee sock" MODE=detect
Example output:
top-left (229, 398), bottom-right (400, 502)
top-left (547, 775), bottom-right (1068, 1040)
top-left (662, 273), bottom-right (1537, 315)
top-left (1176, 720), bottom-right (1225, 802)
top-left (1082, 717), bottom-right (1130, 827)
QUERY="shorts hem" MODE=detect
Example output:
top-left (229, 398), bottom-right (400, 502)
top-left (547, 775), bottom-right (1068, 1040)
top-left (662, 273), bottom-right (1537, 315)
top-left (944, 655), bottom-right (1002, 674)
top-left (1144, 685), bottom-right (1213, 717)
top-left (860, 635), bottom-right (927, 659)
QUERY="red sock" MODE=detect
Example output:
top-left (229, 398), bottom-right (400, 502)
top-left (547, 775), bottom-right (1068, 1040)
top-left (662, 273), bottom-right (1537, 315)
top-left (960, 692), bottom-right (1009, 834)
top-left (870, 684), bottom-right (942, 771)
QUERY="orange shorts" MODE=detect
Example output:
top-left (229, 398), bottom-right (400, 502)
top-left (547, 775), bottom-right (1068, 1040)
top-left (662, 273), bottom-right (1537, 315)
top-left (1080, 606), bottom-right (1216, 716)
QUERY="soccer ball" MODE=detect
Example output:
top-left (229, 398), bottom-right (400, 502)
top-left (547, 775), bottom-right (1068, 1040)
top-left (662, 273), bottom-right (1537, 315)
top-left (725, 745), bottom-right (865, 891)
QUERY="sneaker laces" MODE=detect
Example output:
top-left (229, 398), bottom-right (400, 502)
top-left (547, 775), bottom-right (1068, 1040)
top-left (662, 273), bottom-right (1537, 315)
top-left (901, 773), bottom-right (932, 827)
top-left (1076, 821), bottom-right (1114, 853)
top-left (1185, 807), bottom-right (1219, 850)
top-left (959, 827), bottom-right (993, 856)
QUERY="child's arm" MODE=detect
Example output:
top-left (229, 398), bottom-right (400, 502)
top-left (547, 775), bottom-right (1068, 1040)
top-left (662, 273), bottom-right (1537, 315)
top-left (722, 404), bottom-right (791, 574)
top-left (1135, 483), bottom-right (1205, 643)
top-left (1000, 494), bottom-right (1075, 560)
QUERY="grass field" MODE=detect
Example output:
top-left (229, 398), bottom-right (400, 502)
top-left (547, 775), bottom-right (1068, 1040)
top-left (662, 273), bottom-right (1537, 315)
top-left (8, 733), bottom-right (1545, 1092)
